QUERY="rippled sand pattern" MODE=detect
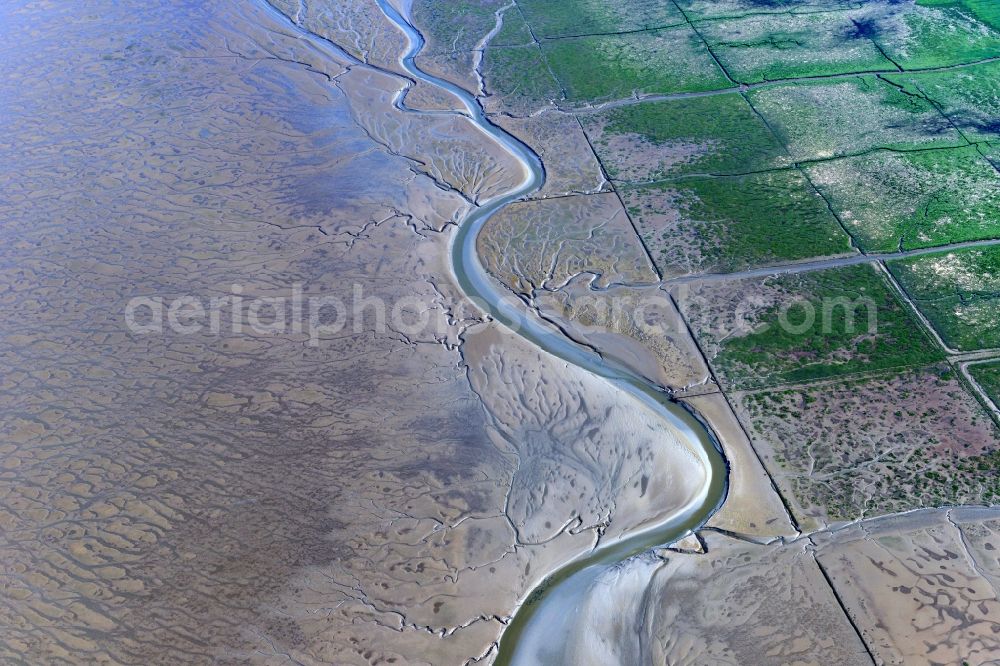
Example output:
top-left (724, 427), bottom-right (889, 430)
top-left (0, 1), bottom-right (713, 663)
top-left (0, 1), bottom-right (486, 662)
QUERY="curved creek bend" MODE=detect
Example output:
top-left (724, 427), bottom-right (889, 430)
top-left (262, 1), bottom-right (730, 662)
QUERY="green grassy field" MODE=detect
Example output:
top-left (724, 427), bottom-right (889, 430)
top-left (516, 0), bottom-right (684, 38)
top-left (482, 45), bottom-right (563, 112)
top-left (582, 93), bottom-right (789, 182)
top-left (968, 360), bottom-right (1000, 405)
top-left (699, 12), bottom-right (895, 84)
top-left (805, 146), bottom-right (1000, 253)
top-left (622, 169), bottom-right (853, 277)
top-left (877, 1), bottom-right (1000, 69)
top-left (674, 0), bottom-right (858, 20)
top-left (491, 6), bottom-right (535, 46)
top-left (889, 247), bottom-right (1000, 352)
top-left (683, 263), bottom-right (943, 390)
top-left (918, 0), bottom-right (1000, 28)
top-left (984, 143), bottom-right (1000, 169)
top-left (749, 76), bottom-right (966, 161)
top-left (540, 28), bottom-right (731, 102)
top-left (886, 60), bottom-right (1000, 144)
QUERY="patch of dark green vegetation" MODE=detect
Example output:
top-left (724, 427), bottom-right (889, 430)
top-left (916, 0), bottom-right (1000, 30)
top-left (885, 60), bottom-right (1000, 143)
top-left (699, 12), bottom-right (895, 84)
top-left (749, 75), bottom-right (966, 161)
top-left (805, 145), bottom-right (1000, 253)
top-left (705, 264), bottom-right (943, 390)
top-left (540, 28), bottom-right (730, 102)
top-left (968, 360), bottom-right (1000, 406)
top-left (516, 0), bottom-right (685, 38)
top-left (482, 45), bottom-right (563, 113)
top-left (622, 169), bottom-right (853, 277)
top-left (582, 93), bottom-right (788, 182)
top-left (889, 246), bottom-right (1000, 352)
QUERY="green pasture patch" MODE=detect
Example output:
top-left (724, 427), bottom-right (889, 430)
top-left (749, 76), bottom-right (965, 161)
top-left (889, 246), bottom-right (1000, 352)
top-left (622, 169), bottom-right (854, 278)
top-left (581, 93), bottom-right (788, 182)
top-left (491, 6), bottom-right (535, 46)
top-left (680, 263), bottom-right (943, 390)
top-left (885, 60), bottom-right (1000, 143)
top-left (482, 45), bottom-right (563, 113)
top-left (983, 143), bottom-right (1000, 169)
top-left (675, 0), bottom-right (858, 21)
top-left (699, 11), bottom-right (895, 83)
top-left (968, 360), bottom-right (1000, 405)
top-left (805, 146), bottom-right (1000, 253)
top-left (516, 0), bottom-right (685, 38)
top-left (873, 3), bottom-right (1000, 69)
top-left (540, 27), bottom-right (730, 102)
top-left (917, 0), bottom-right (1000, 29)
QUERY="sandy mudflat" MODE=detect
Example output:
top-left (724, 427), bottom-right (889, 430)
top-left (0, 1), bottom-right (711, 663)
top-left (813, 508), bottom-right (1000, 665)
top-left (563, 506), bottom-right (1000, 665)
top-left (492, 113), bottom-right (610, 200)
top-left (13, 0), bottom-right (999, 664)
top-left (682, 393), bottom-right (797, 539)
